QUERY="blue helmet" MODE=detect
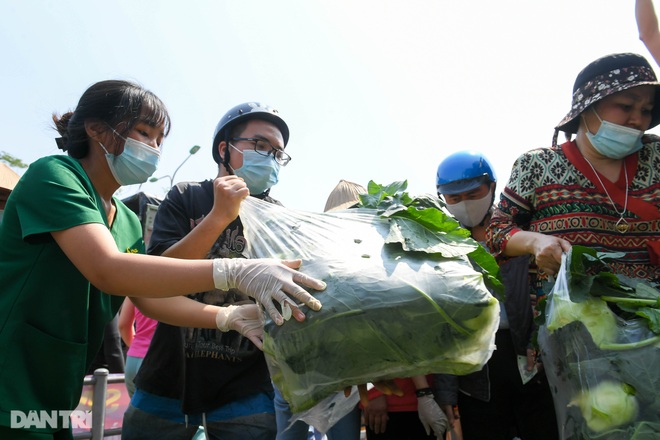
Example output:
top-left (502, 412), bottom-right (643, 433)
top-left (436, 150), bottom-right (496, 195)
top-left (212, 102), bottom-right (289, 164)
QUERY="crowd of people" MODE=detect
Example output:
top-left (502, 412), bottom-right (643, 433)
top-left (2, 2), bottom-right (660, 439)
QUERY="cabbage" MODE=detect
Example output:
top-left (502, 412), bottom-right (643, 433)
top-left (569, 381), bottom-right (638, 433)
top-left (239, 181), bottom-right (501, 412)
top-left (546, 296), bottom-right (618, 348)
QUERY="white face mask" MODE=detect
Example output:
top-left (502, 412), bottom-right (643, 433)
top-left (445, 188), bottom-right (493, 227)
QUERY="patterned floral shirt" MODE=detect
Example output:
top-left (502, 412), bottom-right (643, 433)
top-left (487, 138), bottom-right (660, 284)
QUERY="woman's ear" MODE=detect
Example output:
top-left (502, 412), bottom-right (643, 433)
top-left (84, 120), bottom-right (106, 142)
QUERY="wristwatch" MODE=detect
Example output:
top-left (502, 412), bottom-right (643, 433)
top-left (415, 387), bottom-right (434, 398)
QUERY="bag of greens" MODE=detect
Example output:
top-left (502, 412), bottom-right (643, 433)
top-left (538, 247), bottom-right (660, 439)
top-left (239, 181), bottom-right (501, 413)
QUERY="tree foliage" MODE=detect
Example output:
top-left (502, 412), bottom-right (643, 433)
top-left (0, 151), bottom-right (27, 169)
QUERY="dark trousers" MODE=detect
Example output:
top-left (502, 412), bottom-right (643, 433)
top-left (458, 330), bottom-right (559, 440)
top-left (87, 315), bottom-right (125, 374)
top-left (366, 411), bottom-right (435, 440)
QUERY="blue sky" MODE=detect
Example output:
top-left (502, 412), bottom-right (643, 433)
top-left (1, 0), bottom-right (657, 211)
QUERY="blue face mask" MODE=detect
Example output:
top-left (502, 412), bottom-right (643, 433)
top-left (100, 134), bottom-right (160, 186)
top-left (585, 109), bottom-right (644, 159)
top-left (230, 145), bottom-right (280, 194)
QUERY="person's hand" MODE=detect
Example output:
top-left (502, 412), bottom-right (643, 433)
top-left (527, 347), bottom-right (545, 373)
top-left (417, 395), bottom-right (449, 439)
top-left (532, 234), bottom-right (571, 276)
top-left (215, 304), bottom-right (264, 349)
top-left (208, 175), bottom-right (249, 224)
top-left (213, 258), bottom-right (325, 325)
top-left (363, 394), bottom-right (389, 434)
top-left (440, 404), bottom-right (458, 428)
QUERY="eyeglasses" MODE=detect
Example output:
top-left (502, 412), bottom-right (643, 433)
top-left (230, 137), bottom-right (291, 166)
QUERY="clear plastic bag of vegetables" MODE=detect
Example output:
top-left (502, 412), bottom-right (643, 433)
top-left (239, 181), bottom-right (502, 414)
top-left (538, 247), bottom-right (660, 439)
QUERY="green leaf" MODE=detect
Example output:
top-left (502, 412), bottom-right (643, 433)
top-left (569, 246), bottom-right (659, 300)
top-left (467, 244), bottom-right (504, 297)
top-left (567, 246), bottom-right (597, 300)
top-left (385, 217), bottom-right (478, 257)
top-left (635, 308), bottom-right (660, 334)
top-left (358, 181), bottom-right (504, 296)
top-left (361, 180), bottom-right (412, 211)
top-left (634, 283), bottom-right (660, 301)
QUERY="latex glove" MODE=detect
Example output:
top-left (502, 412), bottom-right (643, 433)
top-left (213, 258), bottom-right (325, 325)
top-left (417, 395), bottom-right (449, 439)
top-left (215, 304), bottom-right (264, 349)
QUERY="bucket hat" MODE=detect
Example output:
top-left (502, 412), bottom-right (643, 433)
top-left (554, 53), bottom-right (660, 142)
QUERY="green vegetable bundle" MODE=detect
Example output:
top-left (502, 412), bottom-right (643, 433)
top-left (239, 181), bottom-right (502, 413)
top-left (538, 246), bottom-right (660, 439)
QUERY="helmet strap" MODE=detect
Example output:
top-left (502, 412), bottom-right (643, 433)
top-left (256, 188), bottom-right (270, 198)
top-left (222, 136), bottom-right (234, 175)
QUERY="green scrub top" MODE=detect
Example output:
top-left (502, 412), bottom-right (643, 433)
top-left (0, 155), bottom-right (144, 434)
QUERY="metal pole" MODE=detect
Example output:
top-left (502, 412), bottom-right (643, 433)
top-left (91, 368), bottom-right (108, 439)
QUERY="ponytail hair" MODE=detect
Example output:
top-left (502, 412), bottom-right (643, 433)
top-left (53, 80), bottom-right (171, 158)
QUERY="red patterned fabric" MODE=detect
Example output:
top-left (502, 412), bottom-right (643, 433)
top-left (487, 138), bottom-right (660, 283)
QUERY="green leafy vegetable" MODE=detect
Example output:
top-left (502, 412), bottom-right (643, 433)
top-left (539, 247), bottom-right (660, 439)
top-left (359, 180), bottom-right (503, 296)
top-left (546, 296), bottom-right (618, 348)
top-left (239, 181), bottom-right (503, 412)
top-left (569, 380), bottom-right (638, 433)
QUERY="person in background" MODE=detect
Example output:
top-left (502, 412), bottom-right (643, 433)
top-left (322, 179), bottom-right (366, 213)
top-left (361, 375), bottom-right (448, 440)
top-left (274, 179), bottom-right (366, 440)
top-left (123, 102), bottom-right (309, 440)
top-left (487, 52), bottom-right (660, 285)
top-left (432, 151), bottom-right (558, 440)
top-left (636, 0), bottom-right (660, 66)
top-left (118, 297), bottom-right (158, 397)
top-left (87, 315), bottom-right (125, 374)
top-left (0, 81), bottom-right (325, 439)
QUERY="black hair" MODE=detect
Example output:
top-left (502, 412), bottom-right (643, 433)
top-left (52, 80), bottom-right (171, 159)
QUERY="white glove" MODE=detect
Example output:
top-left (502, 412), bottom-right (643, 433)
top-left (417, 394), bottom-right (449, 439)
top-left (213, 258), bottom-right (325, 325)
top-left (215, 304), bottom-right (264, 349)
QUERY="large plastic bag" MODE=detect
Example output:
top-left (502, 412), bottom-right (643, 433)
top-left (239, 196), bottom-right (500, 414)
top-left (538, 250), bottom-right (660, 440)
